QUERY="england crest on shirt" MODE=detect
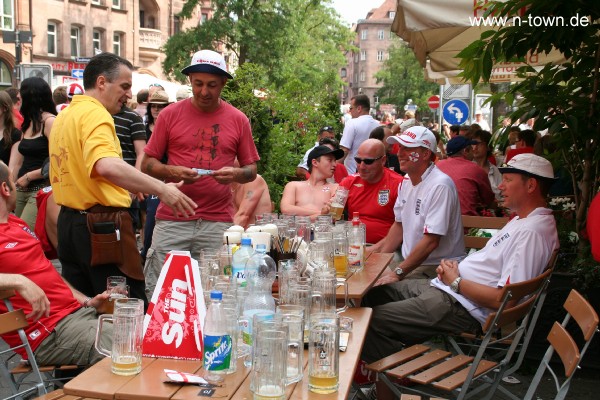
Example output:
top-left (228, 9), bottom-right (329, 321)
top-left (378, 190), bottom-right (390, 206)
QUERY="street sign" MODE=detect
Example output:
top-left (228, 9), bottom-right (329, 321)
top-left (71, 69), bottom-right (84, 79)
top-left (75, 57), bottom-right (91, 63)
top-left (443, 99), bottom-right (469, 125)
top-left (428, 95), bottom-right (440, 109)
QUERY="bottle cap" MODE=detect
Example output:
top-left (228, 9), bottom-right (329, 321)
top-left (210, 290), bottom-right (223, 300)
top-left (241, 237), bottom-right (252, 246)
top-left (256, 243), bottom-right (267, 252)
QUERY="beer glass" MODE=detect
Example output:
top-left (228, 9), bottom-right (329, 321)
top-left (308, 313), bottom-right (340, 394)
top-left (101, 276), bottom-right (129, 314)
top-left (332, 235), bottom-right (348, 277)
top-left (311, 273), bottom-right (348, 314)
top-left (329, 187), bottom-right (349, 221)
top-left (250, 330), bottom-right (287, 400)
top-left (95, 298), bottom-right (144, 376)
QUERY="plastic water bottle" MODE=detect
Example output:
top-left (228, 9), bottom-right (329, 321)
top-left (241, 245), bottom-right (277, 367)
top-left (203, 290), bottom-right (233, 381)
top-left (231, 237), bottom-right (254, 284)
top-left (348, 212), bottom-right (366, 272)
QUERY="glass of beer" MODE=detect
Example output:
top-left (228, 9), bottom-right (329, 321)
top-left (103, 276), bottom-right (129, 314)
top-left (332, 235), bottom-right (348, 277)
top-left (329, 187), bottom-right (349, 221)
top-left (308, 313), bottom-right (339, 394)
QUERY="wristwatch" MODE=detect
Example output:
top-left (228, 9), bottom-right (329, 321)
top-left (394, 267), bottom-right (404, 277)
top-left (450, 277), bottom-right (462, 293)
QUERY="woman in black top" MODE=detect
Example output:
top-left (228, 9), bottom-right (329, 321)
top-left (0, 91), bottom-right (21, 166)
top-left (11, 77), bottom-right (56, 230)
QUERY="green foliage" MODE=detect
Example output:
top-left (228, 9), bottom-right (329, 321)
top-left (457, 0), bottom-right (600, 242)
top-left (374, 42), bottom-right (439, 113)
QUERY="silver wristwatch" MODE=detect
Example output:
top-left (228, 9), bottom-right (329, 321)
top-left (394, 267), bottom-right (404, 277)
top-left (450, 277), bottom-right (462, 293)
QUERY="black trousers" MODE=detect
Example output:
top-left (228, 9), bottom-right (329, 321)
top-left (57, 207), bottom-right (147, 307)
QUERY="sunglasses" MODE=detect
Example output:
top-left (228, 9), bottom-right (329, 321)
top-left (321, 126), bottom-right (333, 131)
top-left (354, 155), bottom-right (383, 165)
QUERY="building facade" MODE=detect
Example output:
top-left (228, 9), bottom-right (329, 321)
top-left (0, 0), bottom-right (226, 88)
top-left (341, 0), bottom-right (396, 111)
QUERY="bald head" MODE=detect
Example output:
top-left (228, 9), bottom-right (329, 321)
top-left (355, 139), bottom-right (386, 183)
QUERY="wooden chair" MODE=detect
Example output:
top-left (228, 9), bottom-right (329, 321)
top-left (365, 269), bottom-right (552, 400)
top-left (523, 289), bottom-right (599, 400)
top-left (0, 290), bottom-right (47, 399)
top-left (461, 215), bottom-right (509, 250)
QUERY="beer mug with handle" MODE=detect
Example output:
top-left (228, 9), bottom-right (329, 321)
top-left (311, 272), bottom-right (348, 314)
top-left (95, 298), bottom-right (144, 376)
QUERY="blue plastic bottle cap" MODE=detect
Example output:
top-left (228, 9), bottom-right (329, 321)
top-left (210, 290), bottom-right (223, 300)
top-left (241, 237), bottom-right (252, 246)
top-left (256, 244), bottom-right (266, 252)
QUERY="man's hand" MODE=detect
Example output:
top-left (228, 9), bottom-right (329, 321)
top-left (211, 166), bottom-right (238, 184)
top-left (157, 181), bottom-right (197, 218)
top-left (167, 166), bottom-right (202, 184)
top-left (436, 259), bottom-right (460, 286)
top-left (16, 277), bottom-right (50, 321)
top-left (89, 292), bottom-right (111, 313)
top-left (374, 268), bottom-right (399, 286)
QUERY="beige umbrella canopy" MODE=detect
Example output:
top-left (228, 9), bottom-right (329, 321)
top-left (392, 0), bottom-right (566, 83)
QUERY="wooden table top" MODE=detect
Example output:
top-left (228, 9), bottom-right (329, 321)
top-left (55, 307), bottom-right (372, 400)
top-left (338, 252), bottom-right (393, 304)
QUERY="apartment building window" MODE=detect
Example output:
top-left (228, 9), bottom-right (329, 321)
top-left (361, 29), bottom-right (368, 40)
top-left (354, 53), bottom-right (358, 63)
top-left (112, 0), bottom-right (121, 9)
top-left (377, 51), bottom-right (384, 62)
top-left (0, 60), bottom-right (11, 88)
top-left (354, 74), bottom-right (358, 83)
top-left (70, 27), bottom-right (81, 58)
top-left (199, 13), bottom-right (208, 24)
top-left (174, 15), bottom-right (181, 34)
top-left (389, 11), bottom-right (396, 19)
top-left (91, 0), bottom-right (101, 5)
top-left (360, 50), bottom-right (366, 61)
top-left (378, 29), bottom-right (384, 40)
top-left (340, 68), bottom-right (346, 78)
top-left (113, 32), bottom-right (122, 56)
top-left (360, 71), bottom-right (366, 82)
top-left (93, 29), bottom-right (102, 53)
top-left (48, 22), bottom-right (57, 56)
top-left (1, 0), bottom-right (14, 30)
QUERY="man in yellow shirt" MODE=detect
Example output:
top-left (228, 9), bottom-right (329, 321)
top-left (49, 53), bottom-right (196, 302)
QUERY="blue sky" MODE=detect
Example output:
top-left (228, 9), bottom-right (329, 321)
top-left (331, 0), bottom-right (384, 25)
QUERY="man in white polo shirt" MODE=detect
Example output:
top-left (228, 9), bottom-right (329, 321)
top-left (369, 126), bottom-right (465, 280)
top-left (360, 153), bottom-right (559, 363)
top-left (340, 94), bottom-right (380, 174)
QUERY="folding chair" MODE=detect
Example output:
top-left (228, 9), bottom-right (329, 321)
top-left (0, 290), bottom-right (47, 400)
top-left (365, 269), bottom-right (552, 400)
top-left (461, 215), bottom-right (509, 250)
top-left (524, 289), bottom-right (599, 400)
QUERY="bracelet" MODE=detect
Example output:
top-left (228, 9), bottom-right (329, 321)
top-left (83, 297), bottom-right (92, 308)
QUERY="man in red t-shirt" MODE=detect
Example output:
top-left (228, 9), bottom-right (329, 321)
top-left (505, 129), bottom-right (536, 163)
top-left (339, 139), bottom-right (403, 243)
top-left (0, 161), bottom-right (111, 366)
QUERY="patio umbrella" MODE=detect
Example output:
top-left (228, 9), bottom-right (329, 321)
top-left (392, 0), bottom-right (566, 82)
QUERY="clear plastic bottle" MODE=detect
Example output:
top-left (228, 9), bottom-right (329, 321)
top-left (241, 245), bottom-right (277, 367)
top-left (231, 237), bottom-right (254, 284)
top-left (203, 290), bottom-right (233, 381)
top-left (348, 212), bottom-right (366, 272)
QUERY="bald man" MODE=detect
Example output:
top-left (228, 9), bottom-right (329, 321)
top-left (339, 139), bottom-right (403, 243)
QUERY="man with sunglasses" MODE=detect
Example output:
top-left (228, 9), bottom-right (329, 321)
top-left (295, 126), bottom-right (335, 179)
top-left (340, 94), bottom-right (380, 174)
top-left (339, 139), bottom-right (403, 244)
top-left (369, 126), bottom-right (464, 281)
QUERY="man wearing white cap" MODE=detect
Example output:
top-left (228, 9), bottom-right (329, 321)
top-left (369, 126), bottom-right (465, 280)
top-left (141, 49), bottom-right (259, 297)
top-left (360, 153), bottom-right (559, 363)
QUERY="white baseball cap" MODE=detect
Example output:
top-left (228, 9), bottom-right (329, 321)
top-left (67, 82), bottom-right (85, 98)
top-left (386, 126), bottom-right (437, 153)
top-left (181, 50), bottom-right (233, 79)
top-left (498, 153), bottom-right (555, 180)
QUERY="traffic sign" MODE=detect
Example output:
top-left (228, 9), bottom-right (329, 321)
top-left (443, 99), bottom-right (469, 125)
top-left (71, 69), bottom-right (84, 79)
top-left (427, 95), bottom-right (440, 109)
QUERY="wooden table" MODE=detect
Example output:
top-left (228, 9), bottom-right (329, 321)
top-left (338, 252), bottom-right (393, 306)
top-left (48, 307), bottom-right (372, 400)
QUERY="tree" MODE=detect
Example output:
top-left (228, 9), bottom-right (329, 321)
top-left (458, 0), bottom-right (599, 258)
top-left (374, 42), bottom-right (439, 115)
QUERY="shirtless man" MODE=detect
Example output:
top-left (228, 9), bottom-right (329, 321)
top-left (231, 173), bottom-right (273, 228)
top-left (280, 145), bottom-right (343, 220)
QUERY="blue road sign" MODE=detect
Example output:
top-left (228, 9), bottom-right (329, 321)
top-left (443, 99), bottom-right (469, 125)
top-left (71, 69), bottom-right (84, 79)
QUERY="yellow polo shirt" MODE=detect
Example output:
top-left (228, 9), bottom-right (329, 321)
top-left (49, 95), bottom-right (131, 210)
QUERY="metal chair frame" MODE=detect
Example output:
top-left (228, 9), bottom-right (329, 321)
top-left (523, 289), bottom-right (599, 400)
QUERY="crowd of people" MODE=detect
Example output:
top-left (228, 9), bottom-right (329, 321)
top-left (0, 49), bottom-right (595, 386)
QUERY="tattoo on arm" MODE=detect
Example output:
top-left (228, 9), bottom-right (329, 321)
top-left (245, 190), bottom-right (253, 199)
top-left (146, 161), bottom-right (155, 173)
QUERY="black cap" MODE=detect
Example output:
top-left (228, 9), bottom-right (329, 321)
top-left (307, 145), bottom-right (344, 167)
top-left (446, 135), bottom-right (477, 156)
